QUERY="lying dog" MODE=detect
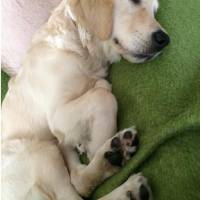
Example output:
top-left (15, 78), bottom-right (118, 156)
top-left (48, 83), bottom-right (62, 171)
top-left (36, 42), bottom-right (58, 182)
top-left (2, 0), bottom-right (170, 199)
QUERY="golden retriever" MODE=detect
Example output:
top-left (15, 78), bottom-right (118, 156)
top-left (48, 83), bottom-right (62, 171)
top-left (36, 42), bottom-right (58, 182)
top-left (2, 0), bottom-right (169, 199)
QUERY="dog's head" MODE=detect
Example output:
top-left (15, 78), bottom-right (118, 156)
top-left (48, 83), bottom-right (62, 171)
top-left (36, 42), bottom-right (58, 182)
top-left (68, 0), bottom-right (170, 63)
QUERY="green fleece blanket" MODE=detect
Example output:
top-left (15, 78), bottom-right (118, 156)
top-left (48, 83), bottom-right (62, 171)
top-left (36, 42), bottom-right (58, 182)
top-left (1, 0), bottom-right (200, 199)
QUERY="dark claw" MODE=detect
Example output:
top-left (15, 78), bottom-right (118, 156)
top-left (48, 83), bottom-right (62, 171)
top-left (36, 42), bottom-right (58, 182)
top-left (111, 137), bottom-right (121, 150)
top-left (130, 151), bottom-right (136, 157)
top-left (131, 135), bottom-right (139, 147)
top-left (139, 184), bottom-right (150, 200)
top-left (104, 150), bottom-right (123, 167)
top-left (123, 131), bottom-right (133, 139)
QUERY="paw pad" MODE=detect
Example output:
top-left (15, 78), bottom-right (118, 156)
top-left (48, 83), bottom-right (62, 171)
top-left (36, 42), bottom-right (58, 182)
top-left (104, 127), bottom-right (139, 167)
top-left (104, 150), bottom-right (123, 167)
top-left (111, 137), bottom-right (121, 150)
top-left (139, 184), bottom-right (150, 200)
top-left (123, 131), bottom-right (133, 139)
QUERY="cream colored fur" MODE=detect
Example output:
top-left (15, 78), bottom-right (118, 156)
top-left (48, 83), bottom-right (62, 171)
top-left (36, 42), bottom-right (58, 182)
top-left (2, 0), bottom-right (164, 199)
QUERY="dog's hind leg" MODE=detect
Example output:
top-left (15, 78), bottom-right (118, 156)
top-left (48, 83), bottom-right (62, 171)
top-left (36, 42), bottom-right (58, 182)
top-left (48, 80), bottom-right (139, 197)
top-left (60, 127), bottom-right (139, 198)
top-left (26, 184), bottom-right (52, 200)
top-left (98, 174), bottom-right (152, 200)
top-left (26, 182), bottom-right (83, 200)
top-left (2, 139), bottom-right (83, 200)
top-left (30, 141), bottom-right (83, 200)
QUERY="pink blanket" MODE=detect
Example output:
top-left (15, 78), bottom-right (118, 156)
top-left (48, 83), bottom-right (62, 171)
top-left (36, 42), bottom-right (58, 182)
top-left (2, 0), bottom-right (61, 75)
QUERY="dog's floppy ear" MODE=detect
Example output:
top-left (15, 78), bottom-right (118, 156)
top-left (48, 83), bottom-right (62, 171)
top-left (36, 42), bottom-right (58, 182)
top-left (68, 0), bottom-right (114, 40)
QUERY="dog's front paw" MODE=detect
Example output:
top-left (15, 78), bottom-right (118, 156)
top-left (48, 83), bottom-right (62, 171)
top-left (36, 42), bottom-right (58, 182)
top-left (104, 127), bottom-right (139, 167)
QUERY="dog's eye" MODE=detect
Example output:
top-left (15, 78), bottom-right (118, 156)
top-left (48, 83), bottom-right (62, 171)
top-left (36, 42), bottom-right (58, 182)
top-left (130, 0), bottom-right (141, 4)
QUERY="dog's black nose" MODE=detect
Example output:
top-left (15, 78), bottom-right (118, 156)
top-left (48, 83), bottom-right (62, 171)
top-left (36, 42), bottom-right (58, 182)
top-left (152, 30), bottom-right (170, 51)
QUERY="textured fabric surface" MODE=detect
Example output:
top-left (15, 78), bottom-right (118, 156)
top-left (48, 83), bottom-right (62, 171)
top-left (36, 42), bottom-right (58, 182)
top-left (1, 0), bottom-right (200, 200)
top-left (1, 0), bottom-right (61, 75)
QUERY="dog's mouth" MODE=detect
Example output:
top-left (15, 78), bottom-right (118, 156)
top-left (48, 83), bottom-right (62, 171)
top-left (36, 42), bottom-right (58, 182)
top-left (120, 51), bottom-right (162, 64)
top-left (133, 53), bottom-right (155, 60)
top-left (132, 51), bottom-right (162, 61)
top-left (113, 38), bottom-right (163, 63)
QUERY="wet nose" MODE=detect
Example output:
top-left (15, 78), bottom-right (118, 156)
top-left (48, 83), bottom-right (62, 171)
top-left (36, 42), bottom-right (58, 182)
top-left (152, 30), bottom-right (170, 51)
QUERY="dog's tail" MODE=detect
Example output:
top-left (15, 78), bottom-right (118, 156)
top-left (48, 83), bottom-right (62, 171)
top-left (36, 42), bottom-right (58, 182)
top-left (26, 184), bottom-right (53, 200)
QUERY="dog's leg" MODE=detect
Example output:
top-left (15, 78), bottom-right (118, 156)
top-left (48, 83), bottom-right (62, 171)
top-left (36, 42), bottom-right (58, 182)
top-left (32, 143), bottom-right (83, 200)
top-left (98, 174), bottom-right (152, 200)
top-left (48, 81), bottom-right (138, 197)
top-left (48, 80), bottom-right (118, 156)
top-left (2, 139), bottom-right (83, 200)
top-left (60, 128), bottom-right (139, 197)
top-left (29, 142), bottom-right (83, 200)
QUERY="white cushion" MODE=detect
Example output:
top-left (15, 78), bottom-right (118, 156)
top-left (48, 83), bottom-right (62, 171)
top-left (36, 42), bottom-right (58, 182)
top-left (2, 0), bottom-right (61, 76)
